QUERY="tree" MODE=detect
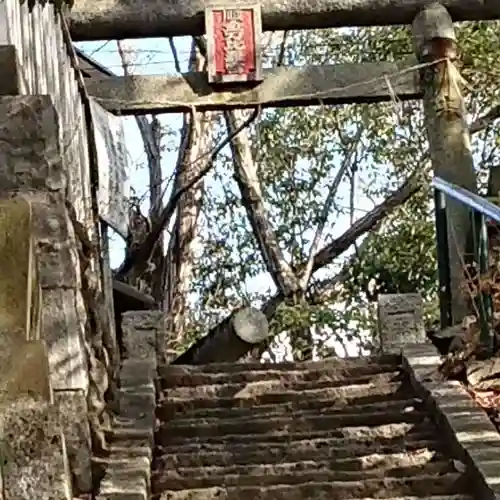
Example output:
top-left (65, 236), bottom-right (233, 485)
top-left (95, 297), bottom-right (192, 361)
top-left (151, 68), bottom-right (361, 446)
top-left (113, 37), bottom-right (260, 356)
top-left (116, 40), bottom-right (166, 301)
top-left (182, 22), bottom-right (500, 362)
top-left (105, 20), bottom-right (500, 363)
top-left (163, 39), bottom-right (216, 355)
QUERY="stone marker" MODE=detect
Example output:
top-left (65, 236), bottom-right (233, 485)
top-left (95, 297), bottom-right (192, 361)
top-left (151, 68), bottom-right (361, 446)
top-left (378, 293), bottom-right (426, 352)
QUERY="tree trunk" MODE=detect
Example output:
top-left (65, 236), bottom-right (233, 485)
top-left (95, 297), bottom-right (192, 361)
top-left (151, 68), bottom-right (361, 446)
top-left (116, 41), bottom-right (165, 302)
top-left (225, 109), bottom-right (301, 297)
top-left (146, 116), bottom-right (165, 302)
top-left (163, 40), bottom-right (214, 358)
top-left (225, 109), bottom-right (315, 361)
top-left (173, 307), bottom-right (269, 365)
top-left (412, 3), bottom-right (477, 326)
top-left (289, 318), bottom-right (314, 360)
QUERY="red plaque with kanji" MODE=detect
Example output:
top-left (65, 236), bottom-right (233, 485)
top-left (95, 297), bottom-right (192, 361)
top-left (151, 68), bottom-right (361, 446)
top-left (205, 4), bottom-right (262, 84)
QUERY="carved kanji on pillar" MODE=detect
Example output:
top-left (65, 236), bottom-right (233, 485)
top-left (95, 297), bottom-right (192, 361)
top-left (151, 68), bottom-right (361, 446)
top-left (205, 4), bottom-right (262, 84)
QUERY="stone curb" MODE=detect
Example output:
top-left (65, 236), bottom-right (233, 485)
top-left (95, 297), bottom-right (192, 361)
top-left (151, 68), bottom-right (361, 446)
top-left (402, 342), bottom-right (500, 500)
top-left (96, 312), bottom-right (161, 500)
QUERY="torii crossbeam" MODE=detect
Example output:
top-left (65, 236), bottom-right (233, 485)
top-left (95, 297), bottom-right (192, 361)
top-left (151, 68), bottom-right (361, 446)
top-left (68, 0), bottom-right (500, 41)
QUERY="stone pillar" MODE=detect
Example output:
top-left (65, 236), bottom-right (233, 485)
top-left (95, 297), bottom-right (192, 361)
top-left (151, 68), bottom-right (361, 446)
top-left (377, 293), bottom-right (442, 384)
top-left (377, 293), bottom-right (427, 352)
top-left (119, 311), bottom-right (160, 439)
top-left (97, 311), bottom-right (162, 500)
top-left (30, 195), bottom-right (92, 493)
top-left (412, 3), bottom-right (477, 326)
top-left (0, 95), bottom-right (92, 493)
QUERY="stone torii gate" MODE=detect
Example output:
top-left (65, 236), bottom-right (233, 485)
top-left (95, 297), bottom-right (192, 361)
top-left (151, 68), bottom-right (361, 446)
top-left (0, 2), bottom-right (492, 498)
top-left (75, 1), bottom-right (498, 351)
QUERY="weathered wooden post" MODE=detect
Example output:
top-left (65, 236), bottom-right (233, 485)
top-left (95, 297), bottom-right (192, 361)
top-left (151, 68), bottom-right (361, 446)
top-left (412, 3), bottom-right (477, 327)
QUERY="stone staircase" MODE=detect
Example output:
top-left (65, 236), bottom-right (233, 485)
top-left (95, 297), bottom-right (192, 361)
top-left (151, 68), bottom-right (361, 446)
top-left (94, 312), bottom-right (162, 500)
top-left (151, 354), bottom-right (478, 500)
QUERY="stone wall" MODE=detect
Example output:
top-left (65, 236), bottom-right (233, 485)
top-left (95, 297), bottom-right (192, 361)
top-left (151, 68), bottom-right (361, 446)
top-left (0, 196), bottom-right (73, 498)
top-left (0, 94), bottom-right (112, 496)
top-left (0, 6), bottom-right (121, 491)
top-left (1, 398), bottom-right (73, 499)
top-left (0, 96), bottom-right (88, 387)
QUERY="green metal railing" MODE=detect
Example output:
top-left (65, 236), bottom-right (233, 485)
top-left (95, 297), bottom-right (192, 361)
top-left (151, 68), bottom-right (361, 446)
top-left (432, 176), bottom-right (495, 350)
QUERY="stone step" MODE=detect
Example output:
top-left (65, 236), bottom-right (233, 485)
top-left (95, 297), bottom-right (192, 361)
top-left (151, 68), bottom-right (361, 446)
top-left (155, 473), bottom-right (467, 499)
top-left (158, 396), bottom-right (421, 424)
top-left (154, 458), bottom-right (456, 491)
top-left (108, 444), bottom-right (153, 461)
top-left (158, 420), bottom-right (434, 447)
top-left (156, 449), bottom-right (449, 478)
top-left (106, 426), bottom-right (155, 456)
top-left (159, 381), bottom-right (405, 412)
top-left (97, 455), bottom-right (150, 499)
top-left (97, 455), bottom-right (150, 478)
top-left (158, 494), bottom-right (472, 500)
top-left (158, 406), bottom-right (427, 443)
top-left (160, 359), bottom-right (400, 388)
top-left (96, 492), bottom-right (146, 500)
top-left (97, 478), bottom-right (148, 500)
top-left (160, 354), bottom-right (400, 375)
top-left (156, 434), bottom-right (442, 468)
top-left (161, 371), bottom-right (403, 401)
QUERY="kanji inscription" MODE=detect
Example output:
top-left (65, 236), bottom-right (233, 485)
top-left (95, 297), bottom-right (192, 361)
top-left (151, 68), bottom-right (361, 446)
top-left (377, 293), bottom-right (426, 352)
top-left (205, 4), bottom-right (262, 84)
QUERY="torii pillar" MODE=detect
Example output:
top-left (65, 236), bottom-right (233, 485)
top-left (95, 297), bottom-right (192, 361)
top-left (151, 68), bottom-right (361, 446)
top-left (412, 3), bottom-right (477, 327)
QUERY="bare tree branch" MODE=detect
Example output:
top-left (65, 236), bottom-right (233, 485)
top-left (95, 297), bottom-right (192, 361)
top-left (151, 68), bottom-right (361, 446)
top-left (117, 40), bottom-right (165, 299)
top-left (300, 125), bottom-right (363, 289)
top-left (277, 30), bottom-right (288, 66)
top-left (116, 105), bottom-right (259, 280)
top-left (307, 233), bottom-right (374, 305)
top-left (470, 104), bottom-right (500, 134)
top-left (308, 166), bottom-right (425, 274)
top-left (115, 43), bottom-right (164, 216)
top-left (168, 37), bottom-right (182, 73)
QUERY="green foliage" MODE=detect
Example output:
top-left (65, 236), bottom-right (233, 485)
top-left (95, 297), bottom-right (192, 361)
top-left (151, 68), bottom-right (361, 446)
top-left (346, 206), bottom-right (438, 300)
